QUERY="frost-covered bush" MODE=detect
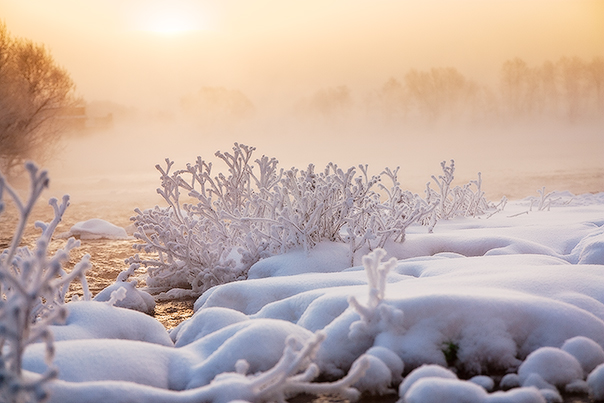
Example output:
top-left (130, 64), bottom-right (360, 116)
top-left (423, 160), bottom-right (496, 232)
top-left (0, 163), bottom-right (91, 403)
top-left (128, 145), bottom-right (502, 299)
top-left (128, 144), bottom-right (441, 299)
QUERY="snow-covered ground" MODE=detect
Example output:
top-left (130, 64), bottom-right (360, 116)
top-left (18, 191), bottom-right (604, 402)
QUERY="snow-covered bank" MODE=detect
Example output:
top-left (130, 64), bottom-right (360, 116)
top-left (14, 191), bottom-right (604, 402)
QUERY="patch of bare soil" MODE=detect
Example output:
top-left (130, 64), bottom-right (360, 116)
top-left (0, 198), bottom-right (193, 329)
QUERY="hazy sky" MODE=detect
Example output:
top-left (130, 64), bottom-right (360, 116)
top-left (2, 1), bottom-right (603, 201)
top-left (3, 0), bottom-right (603, 109)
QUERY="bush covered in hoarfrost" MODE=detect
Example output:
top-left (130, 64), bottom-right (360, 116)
top-left (127, 144), bottom-right (495, 299)
top-left (423, 160), bottom-right (504, 232)
top-left (0, 163), bottom-right (91, 403)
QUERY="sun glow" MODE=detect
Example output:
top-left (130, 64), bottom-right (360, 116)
top-left (130, 2), bottom-right (208, 35)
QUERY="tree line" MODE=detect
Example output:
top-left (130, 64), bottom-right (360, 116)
top-left (300, 57), bottom-right (604, 125)
top-left (1, 17), bottom-right (602, 175)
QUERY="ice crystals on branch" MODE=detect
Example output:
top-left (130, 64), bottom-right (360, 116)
top-left (348, 248), bottom-right (404, 343)
top-left (0, 162), bottom-right (91, 403)
top-left (198, 331), bottom-right (369, 403)
top-left (424, 160), bottom-right (496, 231)
top-left (128, 144), bottom-right (494, 299)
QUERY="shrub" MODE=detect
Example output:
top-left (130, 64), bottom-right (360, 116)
top-left (423, 160), bottom-right (495, 232)
top-left (128, 144), bottom-right (439, 299)
top-left (128, 145), bottom-right (498, 300)
top-left (0, 22), bottom-right (79, 176)
top-left (0, 162), bottom-right (91, 403)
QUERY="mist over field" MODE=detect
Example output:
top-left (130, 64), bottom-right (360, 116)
top-left (48, 70), bottom-right (604, 206)
top-left (2, 0), bottom-right (603, 205)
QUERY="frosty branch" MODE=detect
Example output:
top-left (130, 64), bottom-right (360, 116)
top-left (0, 162), bottom-right (91, 403)
top-left (128, 144), bottom-right (496, 299)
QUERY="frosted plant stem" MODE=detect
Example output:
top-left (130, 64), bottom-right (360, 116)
top-left (3, 165), bottom-right (48, 270)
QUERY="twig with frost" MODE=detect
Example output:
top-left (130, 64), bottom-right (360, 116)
top-left (510, 187), bottom-right (559, 218)
top-left (373, 167), bottom-right (436, 247)
top-left (425, 160), bottom-right (496, 231)
top-left (431, 159), bottom-right (455, 220)
top-left (348, 249), bottom-right (404, 341)
top-left (44, 331), bottom-right (371, 403)
top-left (0, 162), bottom-right (91, 403)
top-left (197, 331), bottom-right (370, 403)
top-left (486, 196), bottom-right (507, 219)
top-left (535, 186), bottom-right (561, 211)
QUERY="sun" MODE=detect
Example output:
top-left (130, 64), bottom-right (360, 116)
top-left (130, 2), bottom-right (207, 35)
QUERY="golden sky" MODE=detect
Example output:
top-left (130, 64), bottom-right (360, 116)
top-left (2, 0), bottom-right (603, 200)
top-left (3, 0), bottom-right (603, 109)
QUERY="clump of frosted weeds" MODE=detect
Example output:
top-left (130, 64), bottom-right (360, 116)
top-left (128, 144), bottom-right (440, 299)
top-left (128, 145), bottom-right (497, 299)
top-left (0, 162), bottom-right (91, 403)
top-left (424, 160), bottom-right (497, 231)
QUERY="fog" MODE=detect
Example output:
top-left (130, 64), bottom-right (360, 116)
top-left (47, 98), bottom-right (603, 206)
top-left (2, 0), bottom-right (603, 207)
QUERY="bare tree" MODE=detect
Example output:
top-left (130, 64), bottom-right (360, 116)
top-left (586, 57), bottom-right (604, 116)
top-left (375, 77), bottom-right (409, 121)
top-left (405, 67), bottom-right (476, 122)
top-left (500, 58), bottom-right (534, 118)
top-left (0, 21), bottom-right (78, 175)
top-left (556, 56), bottom-right (588, 122)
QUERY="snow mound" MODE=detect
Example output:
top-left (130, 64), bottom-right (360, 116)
top-left (571, 227), bottom-right (604, 265)
top-left (171, 307), bottom-right (249, 347)
top-left (398, 364), bottom-right (458, 397)
top-left (25, 318), bottom-right (314, 392)
top-left (247, 241), bottom-right (351, 278)
top-left (94, 281), bottom-right (156, 315)
top-left (486, 387), bottom-right (546, 403)
top-left (588, 364), bottom-right (604, 401)
top-left (403, 377), bottom-right (488, 403)
top-left (499, 373), bottom-right (521, 390)
top-left (58, 218), bottom-right (129, 240)
top-left (49, 301), bottom-right (172, 346)
top-left (561, 336), bottom-right (604, 375)
top-left (366, 346), bottom-right (404, 384)
top-left (351, 354), bottom-right (394, 395)
top-left (518, 347), bottom-right (583, 388)
top-left (469, 375), bottom-right (495, 392)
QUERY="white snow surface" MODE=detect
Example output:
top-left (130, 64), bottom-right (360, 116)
top-left (57, 218), bottom-right (129, 240)
top-left (93, 280), bottom-right (156, 315)
top-left (22, 193), bottom-right (604, 402)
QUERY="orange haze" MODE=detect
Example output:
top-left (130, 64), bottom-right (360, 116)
top-left (1, 0), bottom-right (603, 205)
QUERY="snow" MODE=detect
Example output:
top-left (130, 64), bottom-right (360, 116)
top-left (398, 364), bottom-right (458, 397)
top-left (19, 193), bottom-right (604, 402)
top-left (469, 375), bottom-right (495, 392)
top-left (561, 336), bottom-right (604, 375)
top-left (48, 301), bottom-right (172, 346)
top-left (588, 364), bottom-right (604, 401)
top-left (57, 218), bottom-right (129, 239)
top-left (93, 280), bottom-right (156, 315)
top-left (404, 377), bottom-right (489, 403)
top-left (517, 347), bottom-right (583, 388)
